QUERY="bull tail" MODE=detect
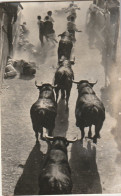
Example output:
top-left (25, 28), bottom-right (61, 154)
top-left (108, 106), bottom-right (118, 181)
top-left (90, 105), bottom-right (98, 115)
top-left (38, 109), bottom-right (45, 119)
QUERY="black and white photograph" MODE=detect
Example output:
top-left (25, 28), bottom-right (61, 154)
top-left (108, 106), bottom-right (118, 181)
top-left (0, 0), bottom-right (121, 195)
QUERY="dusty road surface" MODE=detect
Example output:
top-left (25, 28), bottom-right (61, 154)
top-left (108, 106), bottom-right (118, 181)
top-left (1, 1), bottom-right (121, 195)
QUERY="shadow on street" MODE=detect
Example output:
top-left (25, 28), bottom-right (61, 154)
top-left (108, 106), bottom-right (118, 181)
top-left (54, 99), bottom-right (69, 137)
top-left (19, 74), bottom-right (35, 80)
top-left (69, 140), bottom-right (102, 194)
top-left (14, 142), bottom-right (45, 195)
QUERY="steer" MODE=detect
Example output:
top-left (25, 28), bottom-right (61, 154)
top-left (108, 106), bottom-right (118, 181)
top-left (39, 134), bottom-right (77, 195)
top-left (54, 59), bottom-right (74, 110)
top-left (30, 82), bottom-right (57, 141)
top-left (73, 80), bottom-right (105, 144)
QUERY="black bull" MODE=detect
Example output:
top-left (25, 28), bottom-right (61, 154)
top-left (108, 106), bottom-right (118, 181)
top-left (74, 80), bottom-right (105, 144)
top-left (58, 40), bottom-right (73, 61)
top-left (39, 136), bottom-right (77, 195)
top-left (54, 60), bottom-right (74, 109)
top-left (30, 83), bottom-right (57, 141)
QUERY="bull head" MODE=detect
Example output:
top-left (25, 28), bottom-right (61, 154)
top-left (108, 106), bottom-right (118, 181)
top-left (44, 134), bottom-right (78, 144)
top-left (35, 81), bottom-right (57, 89)
top-left (72, 80), bottom-right (98, 87)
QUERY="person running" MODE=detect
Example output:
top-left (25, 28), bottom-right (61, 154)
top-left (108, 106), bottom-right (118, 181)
top-left (37, 15), bottom-right (44, 46)
top-left (43, 16), bottom-right (58, 45)
top-left (47, 11), bottom-right (54, 23)
top-left (66, 2), bottom-right (80, 21)
top-left (67, 16), bottom-right (82, 42)
top-left (86, 0), bottom-right (104, 48)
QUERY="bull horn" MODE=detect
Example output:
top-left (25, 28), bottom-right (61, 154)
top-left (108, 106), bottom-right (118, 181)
top-left (72, 80), bottom-right (79, 84)
top-left (45, 134), bottom-right (54, 141)
top-left (35, 80), bottom-right (39, 87)
top-left (35, 81), bottom-right (43, 87)
top-left (52, 84), bottom-right (58, 88)
top-left (67, 137), bottom-right (78, 143)
top-left (89, 80), bottom-right (98, 86)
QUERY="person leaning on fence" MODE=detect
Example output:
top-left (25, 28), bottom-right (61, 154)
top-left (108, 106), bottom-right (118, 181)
top-left (67, 16), bottom-right (82, 42)
top-left (43, 16), bottom-right (58, 45)
top-left (37, 16), bottom-right (44, 46)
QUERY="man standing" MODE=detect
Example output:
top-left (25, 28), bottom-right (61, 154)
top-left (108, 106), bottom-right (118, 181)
top-left (37, 15), bottom-right (44, 46)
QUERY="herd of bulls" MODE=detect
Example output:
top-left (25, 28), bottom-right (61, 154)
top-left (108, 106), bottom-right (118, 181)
top-left (30, 10), bottom-right (105, 195)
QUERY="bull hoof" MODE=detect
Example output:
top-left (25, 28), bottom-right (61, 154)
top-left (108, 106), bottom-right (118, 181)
top-left (96, 134), bottom-right (101, 139)
top-left (36, 140), bottom-right (40, 145)
top-left (93, 137), bottom-right (97, 144)
top-left (80, 138), bottom-right (83, 145)
top-left (61, 95), bottom-right (65, 99)
top-left (65, 106), bottom-right (69, 112)
top-left (85, 136), bottom-right (92, 140)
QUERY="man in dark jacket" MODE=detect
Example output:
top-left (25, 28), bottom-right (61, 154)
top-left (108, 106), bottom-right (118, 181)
top-left (44, 16), bottom-right (58, 45)
top-left (37, 16), bottom-right (44, 46)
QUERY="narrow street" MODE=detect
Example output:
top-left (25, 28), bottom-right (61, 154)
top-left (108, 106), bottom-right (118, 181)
top-left (1, 1), bottom-right (121, 195)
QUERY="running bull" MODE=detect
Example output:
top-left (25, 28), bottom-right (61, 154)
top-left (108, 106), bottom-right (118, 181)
top-left (73, 80), bottom-right (105, 144)
top-left (54, 59), bottom-right (74, 110)
top-left (30, 82), bottom-right (57, 141)
top-left (38, 134), bottom-right (77, 195)
top-left (58, 31), bottom-right (73, 62)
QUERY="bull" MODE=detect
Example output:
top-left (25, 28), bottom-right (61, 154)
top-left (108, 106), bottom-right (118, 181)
top-left (38, 134), bottom-right (77, 195)
top-left (54, 59), bottom-right (74, 110)
top-left (58, 31), bottom-right (73, 61)
top-left (73, 80), bottom-right (105, 144)
top-left (30, 82), bottom-right (57, 141)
